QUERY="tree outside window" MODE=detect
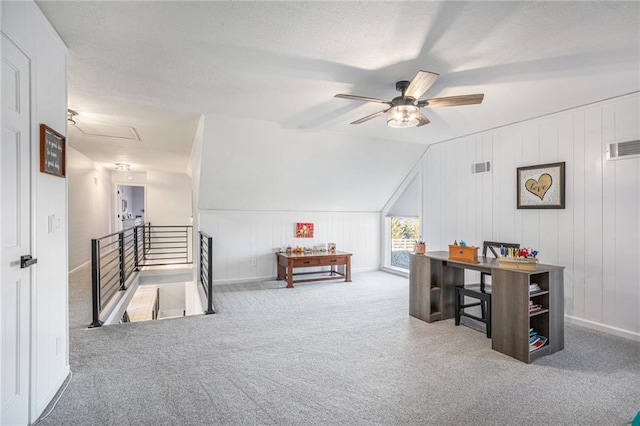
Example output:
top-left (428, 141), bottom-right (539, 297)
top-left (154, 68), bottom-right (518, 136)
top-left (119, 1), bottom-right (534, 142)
top-left (390, 217), bottom-right (420, 270)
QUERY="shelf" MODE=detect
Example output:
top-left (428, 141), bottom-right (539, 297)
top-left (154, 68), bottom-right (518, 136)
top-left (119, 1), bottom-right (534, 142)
top-left (529, 342), bottom-right (550, 357)
top-left (430, 311), bottom-right (443, 322)
top-left (430, 286), bottom-right (441, 291)
top-left (529, 290), bottom-right (549, 297)
top-left (529, 308), bottom-right (549, 317)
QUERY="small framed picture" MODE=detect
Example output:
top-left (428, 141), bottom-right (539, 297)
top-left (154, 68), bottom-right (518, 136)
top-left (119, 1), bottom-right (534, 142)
top-left (39, 124), bottom-right (66, 178)
top-left (295, 222), bottom-right (314, 238)
top-left (517, 162), bottom-right (565, 209)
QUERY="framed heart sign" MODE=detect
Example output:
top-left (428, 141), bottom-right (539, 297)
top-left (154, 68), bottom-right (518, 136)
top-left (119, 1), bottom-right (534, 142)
top-left (517, 162), bottom-right (565, 209)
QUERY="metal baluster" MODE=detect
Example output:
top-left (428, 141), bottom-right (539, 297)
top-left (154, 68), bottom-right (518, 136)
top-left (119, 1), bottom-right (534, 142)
top-left (89, 239), bottom-right (103, 328)
top-left (119, 232), bottom-right (127, 290)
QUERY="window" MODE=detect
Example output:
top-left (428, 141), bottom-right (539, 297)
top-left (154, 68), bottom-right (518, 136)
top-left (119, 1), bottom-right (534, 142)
top-left (390, 216), bottom-right (420, 270)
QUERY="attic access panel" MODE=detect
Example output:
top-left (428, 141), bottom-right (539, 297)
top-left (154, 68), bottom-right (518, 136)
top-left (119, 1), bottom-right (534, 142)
top-left (75, 123), bottom-right (141, 141)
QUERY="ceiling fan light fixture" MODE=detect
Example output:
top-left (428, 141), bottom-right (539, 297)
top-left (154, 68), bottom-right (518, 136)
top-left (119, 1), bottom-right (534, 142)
top-left (387, 105), bottom-right (420, 128)
top-left (335, 71), bottom-right (483, 127)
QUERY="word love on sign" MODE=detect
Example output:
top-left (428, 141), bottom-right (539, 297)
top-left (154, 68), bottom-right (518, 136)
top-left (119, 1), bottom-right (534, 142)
top-left (517, 162), bottom-right (565, 209)
top-left (525, 173), bottom-right (552, 200)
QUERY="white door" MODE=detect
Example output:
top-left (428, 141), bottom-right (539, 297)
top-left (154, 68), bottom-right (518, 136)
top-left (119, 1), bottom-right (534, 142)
top-left (1, 34), bottom-right (33, 426)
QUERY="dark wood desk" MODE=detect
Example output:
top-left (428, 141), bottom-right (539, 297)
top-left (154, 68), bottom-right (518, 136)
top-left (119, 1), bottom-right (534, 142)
top-left (410, 251), bottom-right (565, 363)
top-left (276, 251), bottom-right (352, 288)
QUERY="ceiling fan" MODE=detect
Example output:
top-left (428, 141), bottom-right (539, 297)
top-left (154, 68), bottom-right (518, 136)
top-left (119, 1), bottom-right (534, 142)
top-left (334, 70), bottom-right (484, 128)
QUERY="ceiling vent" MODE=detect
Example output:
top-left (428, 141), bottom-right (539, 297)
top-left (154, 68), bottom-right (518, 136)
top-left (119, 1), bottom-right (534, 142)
top-left (471, 161), bottom-right (491, 174)
top-left (607, 139), bottom-right (640, 161)
top-left (75, 123), bottom-right (141, 142)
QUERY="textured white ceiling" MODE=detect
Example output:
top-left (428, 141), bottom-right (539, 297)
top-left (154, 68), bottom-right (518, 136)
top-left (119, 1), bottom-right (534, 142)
top-left (37, 1), bottom-right (640, 204)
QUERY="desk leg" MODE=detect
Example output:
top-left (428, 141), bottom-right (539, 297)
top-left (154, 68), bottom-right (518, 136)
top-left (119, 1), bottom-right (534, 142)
top-left (287, 259), bottom-right (294, 288)
top-left (346, 257), bottom-right (352, 282)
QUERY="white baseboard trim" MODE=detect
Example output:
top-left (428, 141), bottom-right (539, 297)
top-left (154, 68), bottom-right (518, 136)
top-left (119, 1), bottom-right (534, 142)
top-left (565, 315), bottom-right (640, 343)
top-left (380, 266), bottom-right (409, 278)
top-left (68, 260), bottom-right (90, 274)
top-left (212, 275), bottom-right (276, 285)
top-left (212, 268), bottom-right (383, 286)
top-left (353, 266), bottom-right (381, 273)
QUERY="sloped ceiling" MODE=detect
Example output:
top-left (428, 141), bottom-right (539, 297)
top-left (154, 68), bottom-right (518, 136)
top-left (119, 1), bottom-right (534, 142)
top-left (199, 114), bottom-right (428, 211)
top-left (37, 1), bottom-right (640, 210)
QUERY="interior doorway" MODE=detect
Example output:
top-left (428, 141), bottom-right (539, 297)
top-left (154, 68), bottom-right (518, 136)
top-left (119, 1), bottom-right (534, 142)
top-left (117, 185), bottom-right (146, 230)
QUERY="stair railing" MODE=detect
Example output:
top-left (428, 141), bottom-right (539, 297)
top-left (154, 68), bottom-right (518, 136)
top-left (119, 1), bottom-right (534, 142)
top-left (90, 223), bottom-right (194, 327)
top-left (199, 231), bottom-right (215, 315)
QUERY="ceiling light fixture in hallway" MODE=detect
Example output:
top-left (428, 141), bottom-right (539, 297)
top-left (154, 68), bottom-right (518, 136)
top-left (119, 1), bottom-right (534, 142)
top-left (114, 163), bottom-right (130, 171)
top-left (67, 109), bottom-right (78, 125)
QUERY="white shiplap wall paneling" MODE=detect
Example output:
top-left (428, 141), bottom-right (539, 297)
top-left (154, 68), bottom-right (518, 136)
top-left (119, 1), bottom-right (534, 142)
top-left (496, 126), bottom-right (517, 242)
top-left (422, 93), bottom-right (640, 340)
top-left (520, 121), bottom-right (541, 253)
top-left (584, 107), bottom-right (604, 323)
top-left (455, 141), bottom-right (469, 245)
top-left (572, 110), bottom-right (587, 320)
top-left (602, 104), bottom-right (617, 328)
top-left (612, 98), bottom-right (640, 332)
top-left (538, 117), bottom-right (560, 266)
top-left (481, 134), bottom-right (494, 246)
top-left (512, 125), bottom-right (525, 249)
top-left (558, 113), bottom-right (576, 317)
top-left (200, 211), bottom-right (380, 284)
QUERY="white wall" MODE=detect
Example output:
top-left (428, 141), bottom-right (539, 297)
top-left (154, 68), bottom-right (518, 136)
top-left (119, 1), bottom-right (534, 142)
top-left (67, 147), bottom-right (112, 271)
top-left (187, 115), bottom-right (205, 281)
top-left (199, 211), bottom-right (380, 283)
top-left (422, 93), bottom-right (640, 341)
top-left (146, 171), bottom-right (192, 226)
top-left (1, 0), bottom-right (70, 420)
top-left (198, 113), bottom-right (427, 212)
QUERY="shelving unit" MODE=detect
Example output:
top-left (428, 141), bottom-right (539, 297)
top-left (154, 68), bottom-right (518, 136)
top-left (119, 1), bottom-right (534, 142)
top-left (492, 267), bottom-right (564, 363)
top-left (408, 251), bottom-right (564, 363)
top-left (409, 254), bottom-right (457, 322)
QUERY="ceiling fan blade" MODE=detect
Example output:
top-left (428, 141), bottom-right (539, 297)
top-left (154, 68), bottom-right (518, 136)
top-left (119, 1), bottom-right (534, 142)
top-left (405, 70), bottom-right (439, 99)
top-left (419, 94), bottom-right (485, 108)
top-left (350, 109), bottom-right (389, 125)
top-left (334, 94), bottom-right (391, 104)
top-left (416, 111), bottom-right (430, 127)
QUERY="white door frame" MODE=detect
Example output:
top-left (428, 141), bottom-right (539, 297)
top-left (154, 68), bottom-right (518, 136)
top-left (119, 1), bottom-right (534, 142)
top-left (113, 182), bottom-right (147, 231)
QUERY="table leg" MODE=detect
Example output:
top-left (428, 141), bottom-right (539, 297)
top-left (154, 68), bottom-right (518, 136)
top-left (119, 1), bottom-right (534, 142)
top-left (277, 262), bottom-right (285, 281)
top-left (287, 259), bottom-right (294, 288)
top-left (346, 257), bottom-right (352, 282)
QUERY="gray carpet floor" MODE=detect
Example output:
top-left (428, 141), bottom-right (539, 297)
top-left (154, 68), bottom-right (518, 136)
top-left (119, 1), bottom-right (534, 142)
top-left (40, 266), bottom-right (640, 425)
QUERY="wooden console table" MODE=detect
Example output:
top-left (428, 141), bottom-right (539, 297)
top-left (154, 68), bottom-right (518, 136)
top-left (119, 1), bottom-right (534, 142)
top-left (409, 252), bottom-right (564, 364)
top-left (276, 251), bottom-right (352, 288)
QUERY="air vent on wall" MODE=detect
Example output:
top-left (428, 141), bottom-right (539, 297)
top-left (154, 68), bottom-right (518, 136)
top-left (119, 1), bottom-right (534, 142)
top-left (471, 161), bottom-right (491, 174)
top-left (607, 139), bottom-right (640, 161)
